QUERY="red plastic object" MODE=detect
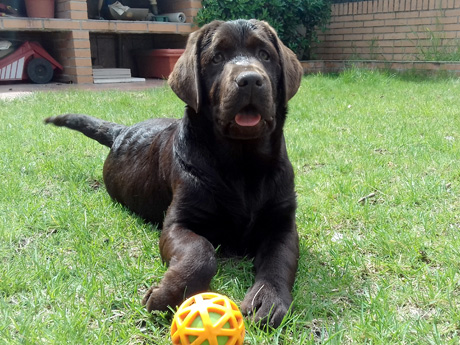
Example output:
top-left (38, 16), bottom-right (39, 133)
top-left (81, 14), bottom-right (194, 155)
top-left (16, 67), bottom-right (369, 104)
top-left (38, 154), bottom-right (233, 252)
top-left (0, 41), bottom-right (63, 82)
top-left (134, 49), bottom-right (184, 79)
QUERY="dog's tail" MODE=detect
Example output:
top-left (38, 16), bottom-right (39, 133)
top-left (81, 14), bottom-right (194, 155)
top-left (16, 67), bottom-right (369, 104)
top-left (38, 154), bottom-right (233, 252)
top-left (44, 114), bottom-right (126, 148)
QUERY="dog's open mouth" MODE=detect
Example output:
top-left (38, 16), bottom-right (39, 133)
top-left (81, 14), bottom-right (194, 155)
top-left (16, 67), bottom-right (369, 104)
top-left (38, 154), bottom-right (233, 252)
top-left (235, 106), bottom-right (261, 127)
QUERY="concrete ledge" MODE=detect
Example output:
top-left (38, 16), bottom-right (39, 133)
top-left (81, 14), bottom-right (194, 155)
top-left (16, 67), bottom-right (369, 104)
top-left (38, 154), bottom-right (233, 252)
top-left (301, 60), bottom-right (460, 77)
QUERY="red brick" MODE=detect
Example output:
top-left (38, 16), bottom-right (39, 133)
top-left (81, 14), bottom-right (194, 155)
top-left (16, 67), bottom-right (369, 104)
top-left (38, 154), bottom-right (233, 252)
top-left (75, 75), bottom-right (94, 84)
top-left (63, 66), bottom-right (93, 76)
top-left (378, 40), bottom-right (395, 47)
top-left (383, 32), bottom-right (408, 40)
top-left (74, 48), bottom-right (91, 58)
top-left (343, 34), bottom-right (363, 41)
top-left (328, 22), bottom-right (345, 29)
top-left (57, 1), bottom-right (87, 12)
top-left (343, 21), bottom-right (363, 28)
top-left (395, 25), bottom-right (414, 32)
top-left (395, 11), bottom-right (421, 18)
top-left (443, 31), bottom-right (459, 38)
top-left (392, 53), bottom-right (412, 60)
top-left (177, 23), bottom-right (194, 34)
top-left (374, 12), bottom-right (396, 20)
top-left (351, 40), bottom-right (370, 47)
top-left (66, 57), bottom-right (92, 67)
top-left (334, 15), bottom-right (354, 22)
top-left (341, 47), bottom-right (358, 54)
top-left (368, 0), bottom-right (376, 12)
top-left (71, 30), bottom-right (90, 39)
top-left (444, 63), bottom-right (460, 70)
top-left (418, 9), bottom-right (444, 17)
top-left (69, 1), bottom-right (88, 11)
top-left (190, 0), bottom-right (202, 8)
top-left (325, 47), bottom-right (346, 55)
top-left (435, 16), bottom-right (459, 24)
top-left (362, 1), bottom-right (369, 14)
top-left (445, 8), bottom-right (460, 16)
top-left (406, 17), bottom-right (433, 25)
top-left (114, 22), bottom-right (148, 32)
top-left (374, 26), bottom-right (395, 33)
top-left (395, 46), bottom-right (417, 54)
top-left (364, 20), bottom-right (385, 27)
top-left (353, 14), bottom-right (374, 21)
top-left (327, 34), bottom-right (345, 41)
top-left (382, 0), bottom-right (388, 12)
top-left (394, 39), bottom-right (412, 46)
top-left (331, 27), bottom-right (353, 35)
top-left (330, 40), bottom-right (354, 48)
top-left (44, 19), bottom-right (81, 30)
top-left (331, 4), bottom-right (340, 17)
top-left (405, 0), bottom-right (411, 11)
top-left (353, 27), bottom-right (374, 34)
top-left (385, 18), bottom-right (408, 26)
top-left (11, 18), bottom-right (43, 29)
top-left (386, 0), bottom-right (394, 12)
top-left (363, 33), bottom-right (383, 40)
top-left (443, 23), bottom-right (460, 30)
top-left (378, 46), bottom-right (395, 54)
top-left (147, 22), bottom-right (179, 33)
top-left (403, 32), bottom-right (420, 40)
top-left (59, 48), bottom-right (91, 59)
top-left (69, 11), bottom-right (88, 20)
top-left (81, 20), bottom-right (109, 31)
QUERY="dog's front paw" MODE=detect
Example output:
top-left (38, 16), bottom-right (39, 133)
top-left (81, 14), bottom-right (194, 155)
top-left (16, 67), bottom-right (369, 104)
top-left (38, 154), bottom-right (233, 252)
top-left (240, 281), bottom-right (292, 328)
top-left (142, 285), bottom-right (183, 312)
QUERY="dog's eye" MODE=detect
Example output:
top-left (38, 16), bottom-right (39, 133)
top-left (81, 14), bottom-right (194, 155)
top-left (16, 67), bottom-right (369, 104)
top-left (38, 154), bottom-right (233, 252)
top-left (259, 50), bottom-right (270, 61)
top-left (212, 53), bottom-right (224, 64)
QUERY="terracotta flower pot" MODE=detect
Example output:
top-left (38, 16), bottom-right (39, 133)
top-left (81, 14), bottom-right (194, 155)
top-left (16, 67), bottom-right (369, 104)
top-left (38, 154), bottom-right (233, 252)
top-left (25, 0), bottom-right (55, 18)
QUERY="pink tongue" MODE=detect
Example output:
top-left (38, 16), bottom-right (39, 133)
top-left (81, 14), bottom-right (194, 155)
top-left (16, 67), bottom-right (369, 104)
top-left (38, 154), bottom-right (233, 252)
top-left (235, 113), bottom-right (261, 127)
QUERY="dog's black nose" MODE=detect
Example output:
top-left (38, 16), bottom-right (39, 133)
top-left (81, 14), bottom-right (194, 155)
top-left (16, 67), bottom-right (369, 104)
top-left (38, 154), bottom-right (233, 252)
top-left (236, 71), bottom-right (263, 88)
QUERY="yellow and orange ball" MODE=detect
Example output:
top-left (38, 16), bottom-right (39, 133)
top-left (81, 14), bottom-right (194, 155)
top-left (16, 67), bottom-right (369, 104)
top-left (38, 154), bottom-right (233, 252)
top-left (171, 292), bottom-right (245, 345)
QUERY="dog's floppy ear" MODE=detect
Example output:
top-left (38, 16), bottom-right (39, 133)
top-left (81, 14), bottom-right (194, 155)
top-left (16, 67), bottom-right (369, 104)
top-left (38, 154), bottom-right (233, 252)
top-left (254, 20), bottom-right (303, 103)
top-left (168, 21), bottom-right (223, 113)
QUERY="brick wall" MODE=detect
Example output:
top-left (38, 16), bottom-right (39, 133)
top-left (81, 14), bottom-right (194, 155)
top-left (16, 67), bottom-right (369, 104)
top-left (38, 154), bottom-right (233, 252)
top-left (313, 0), bottom-right (460, 61)
top-left (53, 0), bottom-right (93, 83)
top-left (56, 0), bottom-right (88, 20)
top-left (54, 30), bottom-right (93, 84)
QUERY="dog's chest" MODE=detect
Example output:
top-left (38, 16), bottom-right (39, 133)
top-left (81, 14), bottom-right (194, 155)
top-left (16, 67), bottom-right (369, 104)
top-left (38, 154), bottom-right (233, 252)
top-left (185, 176), bottom-right (274, 249)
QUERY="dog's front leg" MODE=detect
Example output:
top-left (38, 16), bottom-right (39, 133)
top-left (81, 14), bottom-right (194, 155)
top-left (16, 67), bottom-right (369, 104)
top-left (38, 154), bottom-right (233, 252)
top-left (142, 224), bottom-right (217, 312)
top-left (241, 221), bottom-right (299, 328)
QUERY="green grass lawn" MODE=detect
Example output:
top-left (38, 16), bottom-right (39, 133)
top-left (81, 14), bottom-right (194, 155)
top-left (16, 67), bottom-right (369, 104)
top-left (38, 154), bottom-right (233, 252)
top-left (1, 70), bottom-right (459, 344)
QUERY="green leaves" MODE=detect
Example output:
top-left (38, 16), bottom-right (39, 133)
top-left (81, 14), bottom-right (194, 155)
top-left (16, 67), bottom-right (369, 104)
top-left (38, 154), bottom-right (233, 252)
top-left (195, 0), bottom-right (332, 59)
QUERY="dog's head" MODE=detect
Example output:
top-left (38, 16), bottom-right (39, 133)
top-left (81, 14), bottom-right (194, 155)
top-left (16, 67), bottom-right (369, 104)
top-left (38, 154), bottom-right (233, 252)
top-left (169, 19), bottom-right (303, 140)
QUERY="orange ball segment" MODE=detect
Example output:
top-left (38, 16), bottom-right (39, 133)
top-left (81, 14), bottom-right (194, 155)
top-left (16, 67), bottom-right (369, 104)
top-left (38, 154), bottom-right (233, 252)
top-left (171, 292), bottom-right (245, 345)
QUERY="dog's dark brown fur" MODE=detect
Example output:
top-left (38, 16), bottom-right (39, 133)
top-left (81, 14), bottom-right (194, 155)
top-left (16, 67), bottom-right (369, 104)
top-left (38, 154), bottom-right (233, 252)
top-left (45, 19), bottom-right (303, 327)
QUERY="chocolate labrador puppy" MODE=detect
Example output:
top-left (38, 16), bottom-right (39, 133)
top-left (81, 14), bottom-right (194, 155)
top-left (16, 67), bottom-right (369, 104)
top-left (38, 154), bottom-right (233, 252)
top-left (45, 19), bottom-right (303, 327)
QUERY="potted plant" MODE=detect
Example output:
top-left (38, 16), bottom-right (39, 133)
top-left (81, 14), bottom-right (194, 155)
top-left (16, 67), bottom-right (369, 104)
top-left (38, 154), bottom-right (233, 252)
top-left (25, 0), bottom-right (55, 18)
